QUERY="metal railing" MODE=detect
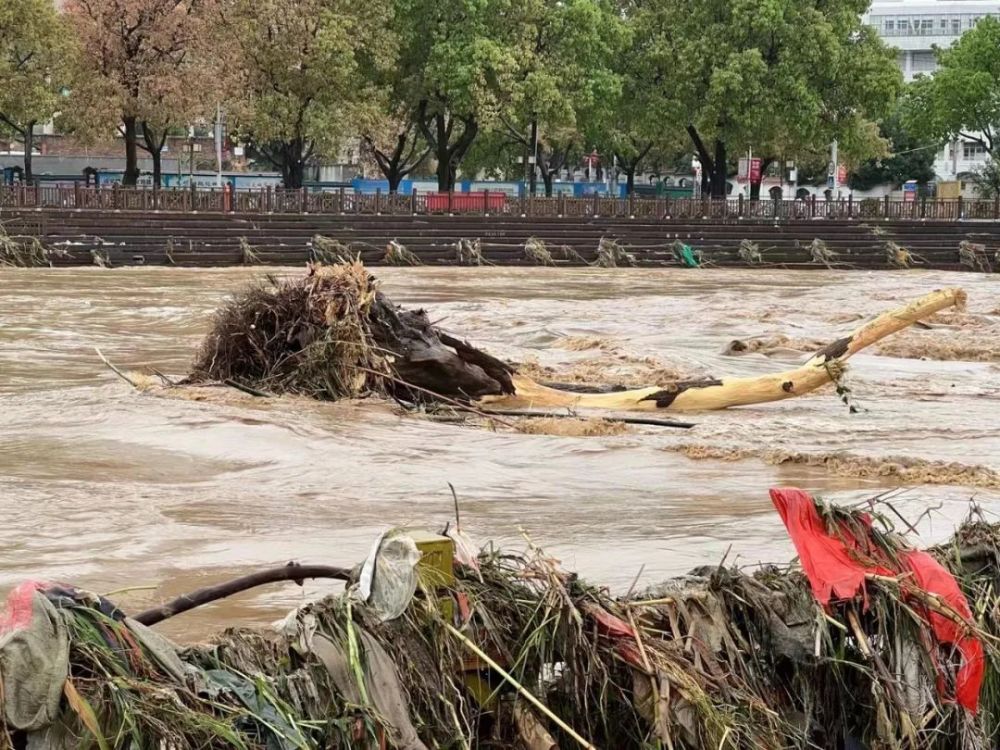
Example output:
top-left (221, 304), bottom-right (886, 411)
top-left (1, 184), bottom-right (997, 222)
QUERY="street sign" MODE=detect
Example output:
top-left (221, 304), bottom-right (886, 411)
top-left (837, 164), bottom-right (847, 184)
top-left (749, 158), bottom-right (762, 185)
top-left (738, 157), bottom-right (749, 180)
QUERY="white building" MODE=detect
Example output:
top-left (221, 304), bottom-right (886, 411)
top-left (865, 0), bottom-right (999, 185)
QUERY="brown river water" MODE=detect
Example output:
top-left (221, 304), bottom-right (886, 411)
top-left (1, 266), bottom-right (999, 640)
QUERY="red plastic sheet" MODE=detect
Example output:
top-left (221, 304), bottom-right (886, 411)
top-left (769, 487), bottom-right (984, 713)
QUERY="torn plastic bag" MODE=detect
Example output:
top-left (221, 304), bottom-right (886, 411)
top-left (358, 530), bottom-right (420, 621)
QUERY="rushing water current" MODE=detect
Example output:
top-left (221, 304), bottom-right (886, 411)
top-left (1, 266), bottom-right (998, 640)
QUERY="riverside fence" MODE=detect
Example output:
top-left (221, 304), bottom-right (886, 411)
top-left (2, 184), bottom-right (999, 222)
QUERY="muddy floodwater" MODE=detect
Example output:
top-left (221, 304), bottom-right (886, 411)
top-left (1, 266), bottom-right (999, 640)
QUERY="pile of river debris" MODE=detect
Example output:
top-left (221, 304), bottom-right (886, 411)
top-left (1, 488), bottom-right (998, 749)
top-left (184, 261), bottom-right (966, 415)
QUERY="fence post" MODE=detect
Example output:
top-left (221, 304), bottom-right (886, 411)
top-left (847, 194), bottom-right (853, 218)
top-left (559, 192), bottom-right (566, 217)
top-left (592, 191), bottom-right (599, 217)
top-left (957, 195), bottom-right (963, 220)
top-left (482, 189), bottom-right (489, 215)
top-left (447, 190), bottom-right (453, 214)
top-left (993, 195), bottom-right (999, 220)
top-left (410, 188), bottom-right (417, 214)
top-left (737, 194), bottom-right (744, 218)
top-left (628, 191), bottom-right (635, 217)
top-left (375, 188), bottom-right (382, 215)
top-left (920, 195), bottom-right (927, 219)
top-left (809, 194), bottom-right (816, 218)
top-left (73, 181), bottom-right (81, 208)
top-left (881, 194), bottom-right (889, 220)
top-left (299, 186), bottom-right (307, 213)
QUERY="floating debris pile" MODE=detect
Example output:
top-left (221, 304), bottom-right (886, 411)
top-left (1, 489), bottom-right (999, 749)
top-left (181, 261), bottom-right (965, 414)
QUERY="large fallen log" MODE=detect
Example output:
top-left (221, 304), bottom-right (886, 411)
top-left (188, 265), bottom-right (964, 413)
top-left (487, 287), bottom-right (966, 411)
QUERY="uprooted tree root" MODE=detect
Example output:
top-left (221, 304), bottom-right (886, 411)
top-left (8, 498), bottom-right (1000, 749)
top-left (186, 261), bottom-right (514, 403)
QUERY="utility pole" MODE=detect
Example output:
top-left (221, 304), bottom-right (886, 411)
top-left (215, 104), bottom-right (223, 188)
top-left (830, 140), bottom-right (839, 196)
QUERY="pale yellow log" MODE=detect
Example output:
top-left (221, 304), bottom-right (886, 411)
top-left (483, 287), bottom-right (966, 412)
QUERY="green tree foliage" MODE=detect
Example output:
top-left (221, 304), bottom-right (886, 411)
top-left (0, 0), bottom-right (74, 183)
top-left (904, 16), bottom-right (1000, 156)
top-left (971, 158), bottom-right (1000, 199)
top-left (634, 0), bottom-right (901, 198)
top-left (391, 0), bottom-right (527, 191)
top-left (219, 0), bottom-right (393, 188)
top-left (495, 0), bottom-right (622, 196)
top-left (848, 112), bottom-right (938, 191)
top-left (585, 3), bottom-right (682, 196)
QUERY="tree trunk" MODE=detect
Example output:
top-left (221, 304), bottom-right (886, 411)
top-left (485, 288), bottom-right (965, 412)
top-left (22, 122), bottom-right (34, 185)
top-left (387, 169), bottom-right (403, 194)
top-left (542, 170), bottom-right (554, 197)
top-left (151, 149), bottom-right (162, 189)
top-left (626, 168), bottom-right (636, 195)
top-left (122, 116), bottom-right (140, 186)
top-left (284, 157), bottom-right (305, 190)
top-left (749, 157), bottom-right (774, 201)
top-left (710, 139), bottom-right (727, 199)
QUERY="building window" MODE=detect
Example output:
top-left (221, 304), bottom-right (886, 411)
top-left (962, 142), bottom-right (987, 160)
top-left (952, 18), bottom-right (961, 34)
top-left (885, 19), bottom-right (894, 31)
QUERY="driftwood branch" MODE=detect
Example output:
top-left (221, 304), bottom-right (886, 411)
top-left (134, 563), bottom-right (352, 626)
top-left (487, 288), bottom-right (966, 412)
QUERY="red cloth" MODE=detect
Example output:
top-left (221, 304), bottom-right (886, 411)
top-left (770, 487), bottom-right (890, 605)
top-left (901, 550), bottom-right (984, 713)
top-left (769, 487), bottom-right (983, 713)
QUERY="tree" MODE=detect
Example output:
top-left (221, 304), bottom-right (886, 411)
top-left (848, 112), bottom-right (937, 191)
top-left (971, 159), bottom-right (1000, 199)
top-left (218, 0), bottom-right (392, 189)
top-left (634, 0), bottom-right (901, 198)
top-left (493, 0), bottom-right (622, 196)
top-left (0, 0), bottom-right (74, 184)
top-left (904, 16), bottom-right (1000, 156)
top-left (390, 0), bottom-right (525, 191)
top-left (65, 0), bottom-right (215, 186)
top-left (361, 111), bottom-right (429, 193)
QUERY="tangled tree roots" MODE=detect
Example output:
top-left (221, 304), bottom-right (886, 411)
top-left (960, 240), bottom-right (992, 273)
top-left (738, 238), bottom-right (763, 264)
top-left (886, 240), bottom-right (920, 269)
top-left (7, 493), bottom-right (1000, 749)
top-left (311, 235), bottom-right (355, 264)
top-left (456, 238), bottom-right (490, 265)
top-left (0, 225), bottom-right (64, 267)
top-left (383, 240), bottom-right (421, 266)
top-left (524, 237), bottom-right (556, 266)
top-left (187, 261), bottom-right (514, 402)
top-left (595, 236), bottom-right (636, 267)
top-left (809, 238), bottom-right (838, 267)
